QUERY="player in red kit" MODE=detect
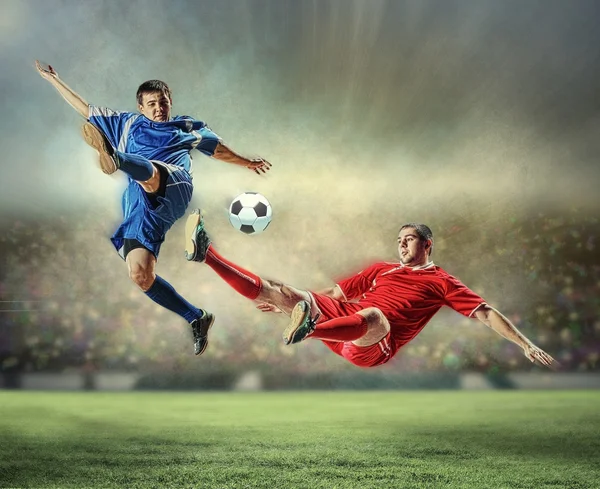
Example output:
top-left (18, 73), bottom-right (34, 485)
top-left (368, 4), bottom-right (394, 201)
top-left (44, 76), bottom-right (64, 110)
top-left (184, 209), bottom-right (555, 369)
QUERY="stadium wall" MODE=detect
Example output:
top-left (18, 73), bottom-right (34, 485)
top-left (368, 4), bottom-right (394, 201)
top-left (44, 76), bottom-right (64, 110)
top-left (2, 371), bottom-right (600, 391)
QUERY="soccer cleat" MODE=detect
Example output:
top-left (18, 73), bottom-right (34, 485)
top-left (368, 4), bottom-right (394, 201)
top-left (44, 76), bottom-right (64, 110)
top-left (191, 311), bottom-right (215, 356)
top-left (81, 122), bottom-right (119, 175)
top-left (185, 209), bottom-right (212, 262)
top-left (282, 300), bottom-right (319, 345)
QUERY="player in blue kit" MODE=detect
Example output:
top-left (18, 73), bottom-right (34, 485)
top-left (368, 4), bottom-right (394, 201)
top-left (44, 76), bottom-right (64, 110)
top-left (35, 61), bottom-right (271, 356)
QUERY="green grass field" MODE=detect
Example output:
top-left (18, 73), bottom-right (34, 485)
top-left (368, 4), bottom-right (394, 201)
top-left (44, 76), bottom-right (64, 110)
top-left (1, 391), bottom-right (599, 488)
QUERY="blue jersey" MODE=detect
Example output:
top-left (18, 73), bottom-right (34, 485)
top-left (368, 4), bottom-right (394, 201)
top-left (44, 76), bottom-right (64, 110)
top-left (87, 105), bottom-right (220, 258)
top-left (88, 105), bottom-right (220, 174)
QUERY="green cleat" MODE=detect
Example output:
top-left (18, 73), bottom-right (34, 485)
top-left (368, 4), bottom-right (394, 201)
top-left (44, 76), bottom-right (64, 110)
top-left (283, 300), bottom-right (319, 345)
top-left (185, 209), bottom-right (212, 262)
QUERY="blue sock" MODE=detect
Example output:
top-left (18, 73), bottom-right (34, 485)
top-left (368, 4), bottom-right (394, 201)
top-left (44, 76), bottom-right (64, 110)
top-left (116, 151), bottom-right (154, 182)
top-left (144, 275), bottom-right (204, 323)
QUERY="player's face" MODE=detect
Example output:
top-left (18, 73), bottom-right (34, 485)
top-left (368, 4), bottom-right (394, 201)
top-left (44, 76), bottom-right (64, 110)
top-left (139, 91), bottom-right (172, 122)
top-left (397, 228), bottom-right (430, 266)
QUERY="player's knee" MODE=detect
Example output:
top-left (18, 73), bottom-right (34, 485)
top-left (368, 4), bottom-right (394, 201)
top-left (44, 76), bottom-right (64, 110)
top-left (360, 308), bottom-right (389, 331)
top-left (139, 165), bottom-right (161, 192)
top-left (128, 267), bottom-right (155, 291)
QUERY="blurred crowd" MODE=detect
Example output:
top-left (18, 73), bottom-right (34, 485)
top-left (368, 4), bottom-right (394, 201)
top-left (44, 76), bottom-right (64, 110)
top-left (0, 205), bottom-right (598, 376)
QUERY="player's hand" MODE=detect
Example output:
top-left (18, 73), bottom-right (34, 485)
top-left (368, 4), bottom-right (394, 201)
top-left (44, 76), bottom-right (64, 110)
top-left (256, 302), bottom-right (282, 314)
top-left (522, 343), bottom-right (558, 369)
top-left (35, 60), bottom-right (58, 80)
top-left (247, 157), bottom-right (272, 175)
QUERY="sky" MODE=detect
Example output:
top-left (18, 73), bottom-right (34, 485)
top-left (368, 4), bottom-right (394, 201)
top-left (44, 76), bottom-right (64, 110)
top-left (0, 0), bottom-right (599, 339)
top-left (1, 0), bottom-right (599, 217)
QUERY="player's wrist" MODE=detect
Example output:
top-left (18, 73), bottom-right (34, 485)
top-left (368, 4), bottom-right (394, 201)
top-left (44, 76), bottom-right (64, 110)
top-left (520, 340), bottom-right (533, 351)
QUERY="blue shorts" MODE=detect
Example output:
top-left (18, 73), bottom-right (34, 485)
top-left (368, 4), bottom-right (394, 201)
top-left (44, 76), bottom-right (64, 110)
top-left (112, 161), bottom-right (193, 259)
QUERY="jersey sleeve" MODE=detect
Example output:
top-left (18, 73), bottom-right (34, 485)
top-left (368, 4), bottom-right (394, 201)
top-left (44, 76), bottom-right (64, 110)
top-left (444, 275), bottom-right (487, 317)
top-left (88, 105), bottom-right (136, 149)
top-left (336, 263), bottom-right (387, 301)
top-left (191, 120), bottom-right (221, 157)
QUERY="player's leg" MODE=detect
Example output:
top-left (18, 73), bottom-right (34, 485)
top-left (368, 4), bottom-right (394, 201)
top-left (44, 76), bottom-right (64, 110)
top-left (117, 153), bottom-right (156, 183)
top-left (81, 122), bottom-right (155, 182)
top-left (184, 210), bottom-right (391, 348)
top-left (185, 209), bottom-right (312, 313)
top-left (351, 308), bottom-right (391, 346)
top-left (205, 243), bottom-right (312, 314)
top-left (116, 168), bottom-right (213, 355)
top-left (125, 244), bottom-right (213, 355)
top-left (126, 246), bottom-right (206, 323)
top-left (283, 304), bottom-right (389, 346)
top-left (259, 278), bottom-right (312, 315)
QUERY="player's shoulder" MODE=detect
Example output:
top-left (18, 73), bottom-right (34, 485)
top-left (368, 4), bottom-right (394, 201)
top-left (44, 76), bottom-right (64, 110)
top-left (174, 115), bottom-right (205, 124)
top-left (373, 261), bottom-right (400, 273)
top-left (173, 115), bottom-right (211, 131)
top-left (433, 266), bottom-right (467, 286)
top-left (431, 264), bottom-right (452, 278)
top-left (348, 261), bottom-right (391, 277)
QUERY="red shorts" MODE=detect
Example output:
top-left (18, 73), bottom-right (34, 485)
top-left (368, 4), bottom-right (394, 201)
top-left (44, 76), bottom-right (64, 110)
top-left (309, 292), bottom-right (397, 368)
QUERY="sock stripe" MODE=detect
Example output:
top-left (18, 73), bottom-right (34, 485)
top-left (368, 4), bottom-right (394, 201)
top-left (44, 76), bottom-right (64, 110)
top-left (207, 248), bottom-right (260, 287)
top-left (377, 336), bottom-right (391, 357)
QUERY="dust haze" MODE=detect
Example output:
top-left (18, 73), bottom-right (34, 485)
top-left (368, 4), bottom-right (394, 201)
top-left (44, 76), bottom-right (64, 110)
top-left (1, 0), bottom-right (598, 326)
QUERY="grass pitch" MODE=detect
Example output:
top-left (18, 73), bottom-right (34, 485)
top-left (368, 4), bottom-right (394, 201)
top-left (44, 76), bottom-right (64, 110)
top-left (0, 390), bottom-right (599, 488)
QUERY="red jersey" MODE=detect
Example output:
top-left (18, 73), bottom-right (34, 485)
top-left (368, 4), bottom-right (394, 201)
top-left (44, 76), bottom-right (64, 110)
top-left (336, 261), bottom-right (485, 352)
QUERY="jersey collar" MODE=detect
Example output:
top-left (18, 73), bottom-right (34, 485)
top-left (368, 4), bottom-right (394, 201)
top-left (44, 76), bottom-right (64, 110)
top-left (399, 261), bottom-right (435, 271)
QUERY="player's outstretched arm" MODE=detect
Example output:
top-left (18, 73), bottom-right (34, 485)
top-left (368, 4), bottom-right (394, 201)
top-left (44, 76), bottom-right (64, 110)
top-left (212, 141), bottom-right (272, 175)
top-left (474, 305), bottom-right (557, 369)
top-left (35, 61), bottom-right (89, 118)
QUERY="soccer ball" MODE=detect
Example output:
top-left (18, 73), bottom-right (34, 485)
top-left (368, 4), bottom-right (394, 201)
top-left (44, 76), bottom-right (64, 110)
top-left (228, 192), bottom-right (272, 235)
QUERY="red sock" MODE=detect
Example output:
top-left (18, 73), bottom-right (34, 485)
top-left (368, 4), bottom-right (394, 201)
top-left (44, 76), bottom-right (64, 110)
top-left (311, 313), bottom-right (368, 342)
top-left (205, 245), bottom-right (262, 300)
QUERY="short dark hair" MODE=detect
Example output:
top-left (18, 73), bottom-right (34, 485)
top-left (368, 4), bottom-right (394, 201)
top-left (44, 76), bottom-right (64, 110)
top-left (399, 223), bottom-right (434, 255)
top-left (136, 80), bottom-right (172, 105)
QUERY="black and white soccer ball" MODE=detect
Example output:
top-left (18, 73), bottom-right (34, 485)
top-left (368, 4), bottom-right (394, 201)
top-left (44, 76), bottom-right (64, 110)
top-left (228, 192), bottom-right (272, 235)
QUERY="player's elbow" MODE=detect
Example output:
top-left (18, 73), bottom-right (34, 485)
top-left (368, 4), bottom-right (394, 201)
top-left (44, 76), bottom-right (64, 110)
top-left (211, 141), bottom-right (230, 160)
top-left (474, 304), bottom-right (495, 326)
top-left (80, 106), bottom-right (90, 119)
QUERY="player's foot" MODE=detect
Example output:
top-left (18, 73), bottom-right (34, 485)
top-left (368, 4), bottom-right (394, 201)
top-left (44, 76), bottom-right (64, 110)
top-left (185, 209), bottom-right (211, 262)
top-left (191, 311), bottom-right (215, 355)
top-left (283, 300), bottom-right (319, 345)
top-left (81, 122), bottom-right (120, 175)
